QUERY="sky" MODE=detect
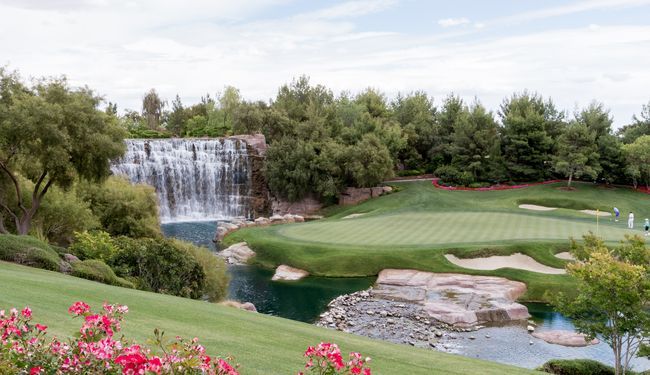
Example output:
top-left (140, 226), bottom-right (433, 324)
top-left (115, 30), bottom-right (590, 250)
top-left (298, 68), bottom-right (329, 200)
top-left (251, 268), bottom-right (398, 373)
top-left (1, 0), bottom-right (650, 127)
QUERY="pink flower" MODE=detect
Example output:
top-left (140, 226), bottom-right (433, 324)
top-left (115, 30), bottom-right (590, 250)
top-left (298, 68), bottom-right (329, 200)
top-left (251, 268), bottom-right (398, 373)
top-left (35, 324), bottom-right (47, 332)
top-left (68, 301), bottom-right (91, 316)
top-left (21, 307), bottom-right (32, 319)
top-left (29, 366), bottom-right (43, 375)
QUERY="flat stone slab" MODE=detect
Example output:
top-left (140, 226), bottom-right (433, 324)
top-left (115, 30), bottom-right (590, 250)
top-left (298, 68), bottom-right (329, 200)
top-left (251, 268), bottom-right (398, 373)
top-left (217, 242), bottom-right (255, 265)
top-left (375, 270), bottom-right (530, 327)
top-left (532, 330), bottom-right (599, 347)
top-left (444, 253), bottom-right (566, 274)
top-left (272, 265), bottom-right (309, 281)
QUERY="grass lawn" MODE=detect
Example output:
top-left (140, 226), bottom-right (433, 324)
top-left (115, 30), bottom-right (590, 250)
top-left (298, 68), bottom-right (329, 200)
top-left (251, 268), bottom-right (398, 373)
top-left (225, 181), bottom-right (650, 301)
top-left (0, 261), bottom-right (536, 375)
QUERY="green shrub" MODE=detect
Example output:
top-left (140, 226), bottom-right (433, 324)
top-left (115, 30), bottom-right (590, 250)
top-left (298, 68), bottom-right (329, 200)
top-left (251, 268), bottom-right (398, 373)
top-left (538, 359), bottom-right (614, 375)
top-left (71, 259), bottom-right (134, 288)
top-left (170, 239), bottom-right (229, 302)
top-left (77, 176), bottom-right (161, 239)
top-left (0, 234), bottom-right (61, 271)
top-left (110, 237), bottom-right (205, 299)
top-left (396, 169), bottom-right (424, 177)
top-left (69, 231), bottom-right (118, 261)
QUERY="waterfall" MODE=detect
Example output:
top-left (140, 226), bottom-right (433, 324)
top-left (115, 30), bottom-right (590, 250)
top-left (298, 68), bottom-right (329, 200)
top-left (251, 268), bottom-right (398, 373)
top-left (111, 138), bottom-right (252, 223)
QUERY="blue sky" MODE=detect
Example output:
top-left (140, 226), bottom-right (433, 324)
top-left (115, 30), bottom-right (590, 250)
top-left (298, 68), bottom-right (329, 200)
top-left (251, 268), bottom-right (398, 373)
top-left (1, 0), bottom-right (649, 127)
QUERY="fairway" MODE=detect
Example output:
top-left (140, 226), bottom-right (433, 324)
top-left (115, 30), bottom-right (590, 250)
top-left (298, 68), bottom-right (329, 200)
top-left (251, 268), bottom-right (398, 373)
top-left (225, 181), bottom-right (650, 300)
top-left (279, 211), bottom-right (635, 246)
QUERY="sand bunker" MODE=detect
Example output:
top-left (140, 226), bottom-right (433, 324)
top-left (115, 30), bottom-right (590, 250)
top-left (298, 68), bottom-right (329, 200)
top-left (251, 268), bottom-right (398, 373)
top-left (580, 209), bottom-right (611, 217)
top-left (342, 213), bottom-right (366, 219)
top-left (554, 252), bottom-right (575, 260)
top-left (445, 253), bottom-right (566, 274)
top-left (518, 204), bottom-right (557, 211)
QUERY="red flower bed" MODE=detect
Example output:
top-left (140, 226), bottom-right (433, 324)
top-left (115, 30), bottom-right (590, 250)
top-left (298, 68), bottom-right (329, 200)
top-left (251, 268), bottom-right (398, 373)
top-left (431, 178), bottom-right (562, 191)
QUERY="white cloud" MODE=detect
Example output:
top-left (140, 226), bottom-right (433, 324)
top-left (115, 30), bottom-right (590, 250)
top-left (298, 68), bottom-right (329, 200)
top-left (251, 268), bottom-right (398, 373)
top-left (1, 0), bottom-right (649, 127)
top-left (437, 17), bottom-right (470, 27)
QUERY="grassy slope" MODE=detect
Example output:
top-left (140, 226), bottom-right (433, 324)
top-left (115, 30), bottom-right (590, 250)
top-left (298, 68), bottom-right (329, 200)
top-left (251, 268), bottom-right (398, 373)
top-left (0, 261), bottom-right (534, 375)
top-left (225, 181), bottom-right (650, 301)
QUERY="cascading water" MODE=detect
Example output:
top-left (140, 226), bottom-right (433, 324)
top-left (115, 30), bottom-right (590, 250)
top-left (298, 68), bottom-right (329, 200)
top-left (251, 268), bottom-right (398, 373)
top-left (111, 138), bottom-right (252, 223)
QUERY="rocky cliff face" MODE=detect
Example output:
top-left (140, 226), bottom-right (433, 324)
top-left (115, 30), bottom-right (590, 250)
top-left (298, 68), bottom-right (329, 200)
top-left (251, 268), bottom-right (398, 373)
top-left (243, 136), bottom-right (272, 218)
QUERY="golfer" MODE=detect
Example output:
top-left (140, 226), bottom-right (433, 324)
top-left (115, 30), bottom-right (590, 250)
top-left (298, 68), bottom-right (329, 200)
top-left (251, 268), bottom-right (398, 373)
top-left (614, 207), bottom-right (620, 222)
top-left (645, 218), bottom-right (649, 236)
top-left (628, 212), bottom-right (635, 229)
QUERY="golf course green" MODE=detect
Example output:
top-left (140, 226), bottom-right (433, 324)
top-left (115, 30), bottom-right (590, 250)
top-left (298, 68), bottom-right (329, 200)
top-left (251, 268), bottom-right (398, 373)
top-left (225, 181), bottom-right (650, 300)
top-left (0, 261), bottom-right (534, 375)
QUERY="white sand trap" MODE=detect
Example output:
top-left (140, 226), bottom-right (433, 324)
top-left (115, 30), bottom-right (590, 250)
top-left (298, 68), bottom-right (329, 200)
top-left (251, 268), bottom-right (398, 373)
top-left (580, 209), bottom-right (611, 217)
top-left (554, 252), bottom-right (575, 261)
top-left (445, 253), bottom-right (566, 274)
top-left (342, 213), bottom-right (366, 219)
top-left (518, 204), bottom-right (557, 211)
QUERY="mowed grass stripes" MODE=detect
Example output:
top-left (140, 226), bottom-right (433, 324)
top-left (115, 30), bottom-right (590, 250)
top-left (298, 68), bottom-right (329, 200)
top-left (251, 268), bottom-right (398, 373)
top-left (278, 212), bottom-right (633, 246)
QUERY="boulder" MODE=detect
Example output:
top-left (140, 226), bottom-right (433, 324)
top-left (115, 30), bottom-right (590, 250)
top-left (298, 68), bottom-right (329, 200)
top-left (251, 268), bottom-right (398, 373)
top-left (271, 265), bottom-right (309, 281)
top-left (375, 269), bottom-right (530, 327)
top-left (63, 253), bottom-right (80, 263)
top-left (282, 214), bottom-right (296, 223)
top-left (254, 217), bottom-right (271, 226)
top-left (229, 133), bottom-right (268, 156)
top-left (220, 300), bottom-right (258, 312)
top-left (339, 187), bottom-right (372, 205)
top-left (532, 330), bottom-right (599, 347)
top-left (271, 195), bottom-right (323, 216)
top-left (270, 214), bottom-right (285, 223)
top-left (217, 242), bottom-right (255, 265)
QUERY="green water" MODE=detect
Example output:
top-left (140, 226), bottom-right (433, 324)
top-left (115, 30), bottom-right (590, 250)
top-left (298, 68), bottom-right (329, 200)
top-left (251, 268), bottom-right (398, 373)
top-left (161, 221), bottom-right (375, 322)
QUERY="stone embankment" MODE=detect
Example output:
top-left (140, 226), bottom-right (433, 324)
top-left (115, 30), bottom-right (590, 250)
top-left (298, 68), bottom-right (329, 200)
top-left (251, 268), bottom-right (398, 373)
top-left (213, 214), bottom-right (321, 243)
top-left (339, 186), bottom-right (393, 205)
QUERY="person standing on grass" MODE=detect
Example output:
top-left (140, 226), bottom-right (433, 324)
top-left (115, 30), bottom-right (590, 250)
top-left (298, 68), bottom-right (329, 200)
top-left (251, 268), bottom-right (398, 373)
top-left (614, 207), bottom-right (620, 222)
top-left (628, 211), bottom-right (635, 229)
top-left (645, 218), bottom-right (649, 236)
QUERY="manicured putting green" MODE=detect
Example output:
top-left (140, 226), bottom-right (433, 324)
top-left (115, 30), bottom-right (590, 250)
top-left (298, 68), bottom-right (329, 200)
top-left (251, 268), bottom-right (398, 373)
top-left (278, 211), bottom-right (636, 247)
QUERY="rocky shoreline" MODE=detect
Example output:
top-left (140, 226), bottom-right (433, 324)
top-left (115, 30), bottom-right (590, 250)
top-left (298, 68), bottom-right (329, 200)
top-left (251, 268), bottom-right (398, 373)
top-left (317, 288), bottom-right (487, 353)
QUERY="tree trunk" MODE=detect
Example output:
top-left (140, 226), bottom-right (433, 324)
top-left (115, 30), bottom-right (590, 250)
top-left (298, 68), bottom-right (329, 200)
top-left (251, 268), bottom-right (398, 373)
top-left (0, 215), bottom-right (8, 234)
top-left (567, 172), bottom-right (573, 188)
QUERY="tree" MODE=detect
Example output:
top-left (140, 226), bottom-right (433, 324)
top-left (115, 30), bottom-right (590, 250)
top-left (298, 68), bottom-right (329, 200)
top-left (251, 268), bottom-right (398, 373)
top-left (499, 92), bottom-right (559, 181)
top-left (619, 101), bottom-right (650, 144)
top-left (218, 85), bottom-right (241, 130)
top-left (553, 122), bottom-right (600, 187)
top-left (623, 135), bottom-right (650, 189)
top-left (166, 94), bottom-right (187, 136)
top-left (344, 134), bottom-right (394, 187)
top-left (391, 92), bottom-right (437, 170)
top-left (432, 94), bottom-right (464, 168)
top-left (576, 103), bottom-right (624, 184)
top-left (142, 89), bottom-right (164, 129)
top-left (553, 234), bottom-right (650, 375)
top-left (0, 70), bottom-right (126, 235)
top-left (448, 101), bottom-right (505, 183)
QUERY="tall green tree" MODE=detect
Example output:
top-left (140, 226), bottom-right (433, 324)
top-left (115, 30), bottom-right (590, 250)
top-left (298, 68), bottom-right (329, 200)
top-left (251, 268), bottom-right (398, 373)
top-left (166, 94), bottom-right (187, 136)
top-left (391, 92), bottom-right (437, 170)
top-left (553, 122), bottom-right (600, 187)
top-left (623, 135), bottom-right (650, 189)
top-left (0, 70), bottom-right (126, 235)
top-left (449, 101), bottom-right (505, 183)
top-left (142, 89), bottom-right (164, 129)
top-left (619, 101), bottom-right (650, 144)
top-left (433, 94), bottom-right (464, 168)
top-left (576, 103), bottom-right (624, 183)
top-left (218, 85), bottom-right (241, 130)
top-left (553, 234), bottom-right (650, 375)
top-left (499, 92), bottom-right (559, 181)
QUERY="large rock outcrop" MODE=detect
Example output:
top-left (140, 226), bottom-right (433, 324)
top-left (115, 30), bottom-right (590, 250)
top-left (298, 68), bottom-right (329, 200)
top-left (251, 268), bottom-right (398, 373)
top-left (271, 265), bottom-right (309, 281)
top-left (338, 186), bottom-right (392, 205)
top-left (272, 195), bottom-right (323, 216)
top-left (532, 330), bottom-right (599, 347)
top-left (374, 269), bottom-right (530, 327)
top-left (217, 242), bottom-right (255, 265)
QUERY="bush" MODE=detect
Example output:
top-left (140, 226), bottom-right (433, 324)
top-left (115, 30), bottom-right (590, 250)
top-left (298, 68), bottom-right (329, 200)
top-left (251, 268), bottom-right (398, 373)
top-left (110, 237), bottom-right (205, 299)
top-left (396, 169), bottom-right (424, 177)
top-left (77, 176), bottom-right (161, 238)
top-left (68, 230), bottom-right (119, 261)
top-left (170, 239), bottom-right (229, 302)
top-left (71, 259), bottom-right (134, 288)
top-left (435, 165), bottom-right (475, 186)
top-left (538, 359), bottom-right (614, 375)
top-left (0, 234), bottom-right (61, 271)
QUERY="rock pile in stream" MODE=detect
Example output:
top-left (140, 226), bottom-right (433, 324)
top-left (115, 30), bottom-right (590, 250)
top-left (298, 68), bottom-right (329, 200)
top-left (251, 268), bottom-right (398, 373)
top-left (316, 289), bottom-right (481, 353)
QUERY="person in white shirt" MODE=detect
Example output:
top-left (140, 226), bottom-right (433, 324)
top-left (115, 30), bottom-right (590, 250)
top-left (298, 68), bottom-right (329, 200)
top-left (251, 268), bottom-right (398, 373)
top-left (628, 212), bottom-right (635, 229)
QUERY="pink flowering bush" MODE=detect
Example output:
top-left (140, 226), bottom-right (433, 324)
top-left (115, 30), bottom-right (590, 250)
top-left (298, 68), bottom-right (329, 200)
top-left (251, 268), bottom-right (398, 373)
top-left (1, 302), bottom-right (238, 374)
top-left (301, 342), bottom-right (372, 375)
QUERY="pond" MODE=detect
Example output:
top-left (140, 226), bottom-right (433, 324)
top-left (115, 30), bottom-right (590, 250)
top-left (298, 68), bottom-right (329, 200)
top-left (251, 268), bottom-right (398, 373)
top-left (161, 221), bottom-right (650, 371)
